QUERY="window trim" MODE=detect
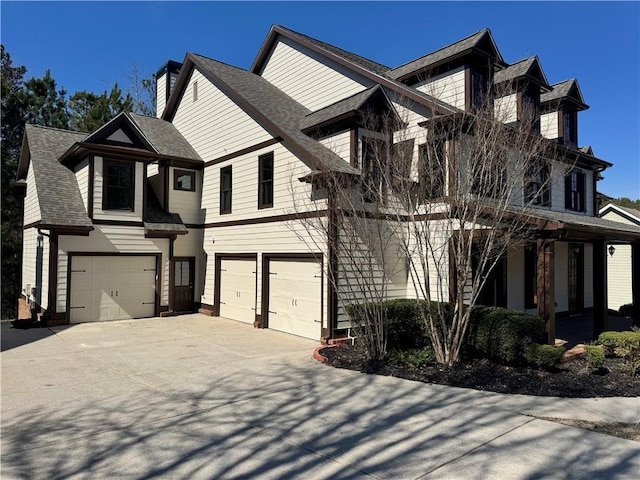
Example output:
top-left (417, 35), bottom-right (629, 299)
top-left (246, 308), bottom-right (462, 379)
top-left (193, 80), bottom-right (198, 102)
top-left (258, 152), bottom-right (274, 209)
top-left (102, 159), bottom-right (135, 211)
top-left (361, 136), bottom-right (388, 203)
top-left (524, 160), bottom-right (551, 207)
top-left (220, 165), bottom-right (232, 215)
top-left (173, 169), bottom-right (196, 192)
top-left (565, 169), bottom-right (586, 212)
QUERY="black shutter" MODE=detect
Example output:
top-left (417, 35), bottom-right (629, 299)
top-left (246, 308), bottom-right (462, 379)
top-left (577, 171), bottom-right (586, 211)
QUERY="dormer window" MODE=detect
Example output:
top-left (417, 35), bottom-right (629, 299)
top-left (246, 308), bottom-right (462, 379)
top-left (103, 160), bottom-right (134, 211)
top-left (563, 110), bottom-right (577, 146)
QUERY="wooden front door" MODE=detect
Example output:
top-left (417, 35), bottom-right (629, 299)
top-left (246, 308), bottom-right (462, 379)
top-left (172, 257), bottom-right (195, 312)
top-left (568, 243), bottom-right (584, 313)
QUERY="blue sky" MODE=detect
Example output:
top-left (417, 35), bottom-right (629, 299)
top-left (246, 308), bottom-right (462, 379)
top-left (2, 1), bottom-right (638, 199)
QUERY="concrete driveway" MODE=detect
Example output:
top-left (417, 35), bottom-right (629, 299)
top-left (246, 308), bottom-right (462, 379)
top-left (1, 315), bottom-right (639, 479)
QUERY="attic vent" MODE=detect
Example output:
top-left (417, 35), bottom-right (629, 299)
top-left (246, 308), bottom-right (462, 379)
top-left (193, 81), bottom-right (198, 102)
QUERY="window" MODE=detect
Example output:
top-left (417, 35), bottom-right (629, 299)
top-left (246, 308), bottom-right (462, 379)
top-left (565, 169), bottom-right (586, 212)
top-left (174, 170), bottom-right (195, 191)
top-left (361, 137), bottom-right (386, 202)
top-left (220, 166), bottom-right (232, 214)
top-left (258, 152), bottom-right (274, 209)
top-left (563, 110), bottom-right (577, 146)
top-left (524, 160), bottom-right (550, 206)
top-left (471, 70), bottom-right (487, 110)
top-left (524, 244), bottom-right (537, 309)
top-left (103, 160), bottom-right (134, 210)
top-left (193, 81), bottom-right (198, 102)
top-left (419, 140), bottom-right (446, 199)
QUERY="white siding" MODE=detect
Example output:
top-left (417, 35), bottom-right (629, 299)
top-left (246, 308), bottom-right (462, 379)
top-left (23, 162), bottom-right (41, 225)
top-left (260, 37), bottom-right (373, 111)
top-left (21, 228), bottom-right (49, 310)
top-left (57, 227), bottom-right (170, 313)
top-left (202, 220), bottom-right (329, 332)
top-left (169, 167), bottom-right (202, 224)
top-left (319, 130), bottom-right (352, 163)
top-left (601, 210), bottom-right (638, 226)
top-left (541, 112), bottom-right (559, 139)
top-left (92, 157), bottom-right (144, 222)
top-left (201, 143), bottom-right (320, 225)
top-left (156, 71), bottom-right (167, 118)
top-left (413, 67), bottom-right (466, 110)
top-left (494, 93), bottom-right (518, 124)
top-left (607, 244), bottom-right (633, 310)
top-left (172, 69), bottom-right (273, 161)
top-left (75, 158), bottom-right (89, 212)
top-left (174, 228), bottom-right (204, 302)
top-left (147, 163), bottom-right (164, 207)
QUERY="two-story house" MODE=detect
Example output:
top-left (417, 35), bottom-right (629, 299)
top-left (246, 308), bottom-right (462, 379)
top-left (18, 25), bottom-right (640, 342)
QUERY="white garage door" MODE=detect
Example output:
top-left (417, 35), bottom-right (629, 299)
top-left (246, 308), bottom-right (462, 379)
top-left (219, 258), bottom-right (256, 324)
top-left (69, 256), bottom-right (157, 323)
top-left (268, 259), bottom-right (322, 340)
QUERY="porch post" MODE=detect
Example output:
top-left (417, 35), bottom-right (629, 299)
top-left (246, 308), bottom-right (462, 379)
top-left (632, 241), bottom-right (640, 327)
top-left (537, 239), bottom-right (555, 344)
top-left (592, 239), bottom-right (608, 339)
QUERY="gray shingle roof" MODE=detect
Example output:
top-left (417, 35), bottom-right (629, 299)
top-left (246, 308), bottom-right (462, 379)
top-left (300, 86), bottom-right (382, 131)
top-left (24, 124), bottom-right (93, 228)
top-left (273, 26), bottom-right (391, 75)
top-left (528, 208), bottom-right (640, 238)
top-left (144, 182), bottom-right (187, 233)
top-left (540, 78), bottom-right (585, 105)
top-left (128, 113), bottom-right (201, 161)
top-left (388, 29), bottom-right (502, 80)
top-left (493, 56), bottom-right (548, 86)
top-left (615, 205), bottom-right (640, 223)
top-left (190, 53), bottom-right (359, 175)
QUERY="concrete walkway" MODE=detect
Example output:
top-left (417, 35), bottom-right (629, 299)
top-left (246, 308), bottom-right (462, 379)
top-left (1, 315), bottom-right (638, 479)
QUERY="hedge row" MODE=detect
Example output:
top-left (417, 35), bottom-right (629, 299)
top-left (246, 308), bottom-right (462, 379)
top-left (346, 299), bottom-right (546, 364)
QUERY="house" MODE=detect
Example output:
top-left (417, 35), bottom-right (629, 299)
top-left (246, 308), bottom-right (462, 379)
top-left (599, 204), bottom-right (640, 311)
top-left (18, 25), bottom-right (640, 342)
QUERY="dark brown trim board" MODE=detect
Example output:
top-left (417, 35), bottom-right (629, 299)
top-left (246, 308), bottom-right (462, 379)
top-left (92, 219), bottom-right (145, 228)
top-left (48, 231), bottom-right (59, 317)
top-left (213, 253), bottom-right (258, 318)
top-left (204, 138), bottom-right (281, 168)
top-left (203, 210), bottom-right (328, 229)
top-left (88, 155), bottom-right (95, 219)
top-left (464, 67), bottom-right (472, 112)
top-left (143, 163), bottom-right (148, 220)
top-left (261, 253), bottom-right (324, 333)
top-left (350, 128), bottom-right (358, 167)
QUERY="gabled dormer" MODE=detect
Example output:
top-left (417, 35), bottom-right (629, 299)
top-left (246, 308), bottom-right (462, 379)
top-left (388, 29), bottom-right (503, 112)
top-left (540, 79), bottom-right (588, 148)
top-left (57, 112), bottom-right (201, 234)
top-left (492, 56), bottom-right (549, 129)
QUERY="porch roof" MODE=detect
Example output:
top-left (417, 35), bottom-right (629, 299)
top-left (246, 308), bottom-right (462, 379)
top-left (526, 208), bottom-right (640, 242)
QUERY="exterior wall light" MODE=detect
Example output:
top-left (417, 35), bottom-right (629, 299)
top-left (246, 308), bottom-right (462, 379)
top-left (608, 245), bottom-right (615, 257)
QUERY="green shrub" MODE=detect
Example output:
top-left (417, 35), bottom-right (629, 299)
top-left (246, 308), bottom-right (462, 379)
top-left (584, 345), bottom-right (605, 371)
top-left (523, 343), bottom-right (565, 369)
top-left (466, 306), bottom-right (546, 364)
top-left (387, 348), bottom-right (435, 368)
top-left (345, 299), bottom-right (431, 350)
top-left (597, 331), bottom-right (640, 355)
top-left (619, 303), bottom-right (634, 318)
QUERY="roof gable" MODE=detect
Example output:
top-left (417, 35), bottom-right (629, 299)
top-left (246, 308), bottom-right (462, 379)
top-left (599, 203), bottom-right (640, 225)
top-left (541, 79), bottom-right (588, 110)
top-left (388, 29), bottom-right (503, 81)
top-left (83, 112), bottom-right (154, 151)
top-left (493, 56), bottom-right (549, 89)
top-left (249, 24), bottom-right (457, 116)
top-left (163, 53), bottom-right (358, 175)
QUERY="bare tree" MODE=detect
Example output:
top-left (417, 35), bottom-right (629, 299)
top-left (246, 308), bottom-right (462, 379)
top-left (291, 81), bottom-right (568, 365)
top-left (125, 61), bottom-right (156, 117)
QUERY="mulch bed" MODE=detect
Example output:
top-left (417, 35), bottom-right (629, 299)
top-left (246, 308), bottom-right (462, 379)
top-left (321, 345), bottom-right (640, 398)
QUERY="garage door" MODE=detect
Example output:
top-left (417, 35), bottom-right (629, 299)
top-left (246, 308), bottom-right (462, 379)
top-left (219, 258), bottom-right (256, 324)
top-left (69, 256), bottom-right (157, 323)
top-left (268, 259), bottom-right (322, 340)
